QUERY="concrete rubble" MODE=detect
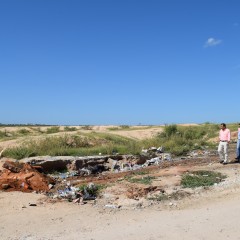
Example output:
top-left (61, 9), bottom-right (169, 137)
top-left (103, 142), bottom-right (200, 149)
top-left (18, 147), bottom-right (172, 175)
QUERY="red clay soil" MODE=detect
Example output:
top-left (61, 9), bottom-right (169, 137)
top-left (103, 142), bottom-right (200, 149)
top-left (0, 161), bottom-right (55, 192)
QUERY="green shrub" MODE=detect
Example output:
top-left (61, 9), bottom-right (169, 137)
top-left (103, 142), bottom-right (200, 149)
top-left (81, 125), bottom-right (93, 130)
top-left (0, 131), bottom-right (7, 138)
top-left (64, 126), bottom-right (77, 131)
top-left (17, 128), bottom-right (30, 135)
top-left (46, 126), bottom-right (60, 134)
top-left (164, 124), bottom-right (178, 138)
top-left (76, 184), bottom-right (106, 197)
top-left (125, 175), bottom-right (155, 185)
top-left (108, 127), bottom-right (120, 131)
top-left (147, 124), bottom-right (219, 156)
top-left (120, 125), bottom-right (130, 129)
top-left (4, 146), bottom-right (36, 159)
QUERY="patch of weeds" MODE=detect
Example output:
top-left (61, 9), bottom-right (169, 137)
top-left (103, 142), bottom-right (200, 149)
top-left (64, 126), bottom-right (77, 131)
top-left (181, 170), bottom-right (227, 188)
top-left (81, 125), bottom-right (93, 130)
top-left (76, 183), bottom-right (107, 197)
top-left (132, 170), bottom-right (149, 176)
top-left (125, 175), bottom-right (156, 185)
top-left (120, 125), bottom-right (130, 129)
top-left (4, 147), bottom-right (36, 159)
top-left (31, 127), bottom-right (44, 133)
top-left (116, 177), bottom-right (125, 182)
top-left (17, 128), bottom-right (31, 135)
top-left (46, 126), bottom-right (60, 134)
top-left (148, 191), bottom-right (190, 201)
top-left (148, 193), bottom-right (168, 201)
top-left (0, 131), bottom-right (7, 138)
top-left (108, 127), bottom-right (120, 131)
top-left (169, 191), bottom-right (190, 200)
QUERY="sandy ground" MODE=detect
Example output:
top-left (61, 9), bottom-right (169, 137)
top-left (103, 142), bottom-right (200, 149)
top-left (1, 185), bottom-right (240, 240)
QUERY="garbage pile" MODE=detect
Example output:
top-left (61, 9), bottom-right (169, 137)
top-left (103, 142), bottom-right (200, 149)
top-left (78, 165), bottom-right (107, 176)
top-left (140, 146), bottom-right (171, 166)
top-left (53, 181), bottom-right (98, 203)
top-left (102, 147), bottom-right (171, 173)
top-left (0, 160), bottom-right (55, 192)
top-left (187, 149), bottom-right (214, 158)
top-left (45, 147), bottom-right (173, 177)
top-left (18, 148), bottom-right (172, 177)
top-left (0, 146), bottom-right (172, 196)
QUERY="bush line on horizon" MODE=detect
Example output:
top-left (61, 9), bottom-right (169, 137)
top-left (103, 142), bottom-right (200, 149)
top-left (1, 123), bottom-right (239, 159)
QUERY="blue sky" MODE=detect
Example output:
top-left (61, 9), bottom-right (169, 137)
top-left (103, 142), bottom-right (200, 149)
top-left (0, 0), bottom-right (239, 125)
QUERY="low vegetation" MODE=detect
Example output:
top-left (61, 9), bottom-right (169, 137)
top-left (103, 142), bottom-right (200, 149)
top-left (142, 123), bottom-right (219, 156)
top-left (81, 125), bottom-right (93, 130)
top-left (125, 175), bottom-right (156, 185)
top-left (46, 126), bottom-right (60, 134)
top-left (1, 123), bottom-right (239, 159)
top-left (181, 170), bottom-right (227, 188)
top-left (148, 193), bottom-right (169, 201)
top-left (108, 125), bottom-right (153, 131)
top-left (76, 183), bottom-right (106, 197)
top-left (64, 126), bottom-right (77, 132)
top-left (17, 128), bottom-right (31, 135)
top-left (148, 191), bottom-right (191, 202)
top-left (0, 131), bottom-right (7, 138)
top-left (3, 133), bottom-right (140, 159)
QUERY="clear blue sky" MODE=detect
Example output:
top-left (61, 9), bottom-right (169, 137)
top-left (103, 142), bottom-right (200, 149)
top-left (1, 0), bottom-right (239, 125)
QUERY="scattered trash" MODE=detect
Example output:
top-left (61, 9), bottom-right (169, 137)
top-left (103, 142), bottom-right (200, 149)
top-left (29, 203), bottom-right (37, 206)
top-left (104, 204), bottom-right (120, 209)
top-left (56, 182), bottom-right (98, 203)
top-left (0, 146), bottom-right (217, 208)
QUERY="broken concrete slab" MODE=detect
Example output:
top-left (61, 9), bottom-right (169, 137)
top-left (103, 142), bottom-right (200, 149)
top-left (19, 155), bottom-right (134, 173)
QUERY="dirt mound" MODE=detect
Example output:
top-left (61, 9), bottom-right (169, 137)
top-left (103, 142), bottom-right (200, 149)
top-left (0, 160), bottom-right (55, 192)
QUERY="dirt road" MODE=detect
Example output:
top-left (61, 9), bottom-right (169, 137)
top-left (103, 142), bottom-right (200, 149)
top-left (1, 185), bottom-right (240, 240)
